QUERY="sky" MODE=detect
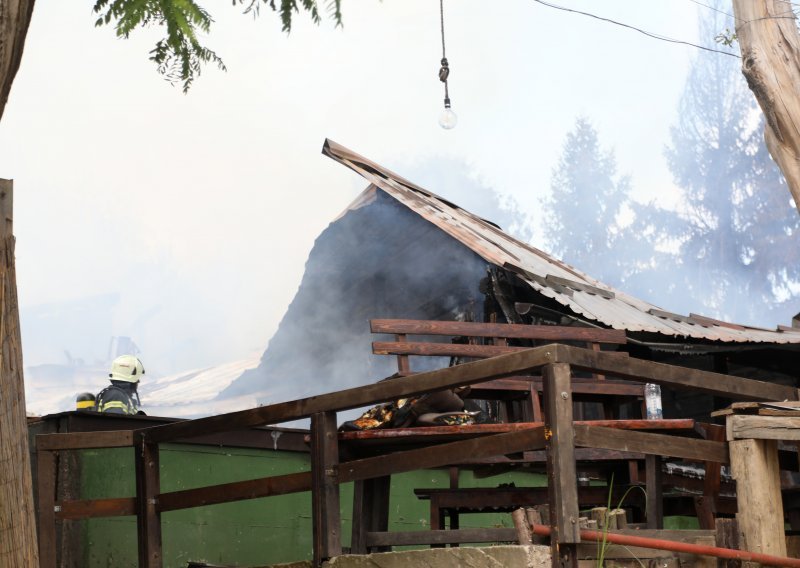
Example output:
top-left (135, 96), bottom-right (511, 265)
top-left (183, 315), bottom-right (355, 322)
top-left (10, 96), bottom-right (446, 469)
top-left (0, 0), bottom-right (712, 388)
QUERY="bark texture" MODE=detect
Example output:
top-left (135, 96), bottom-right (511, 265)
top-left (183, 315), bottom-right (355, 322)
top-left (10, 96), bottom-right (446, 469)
top-left (0, 180), bottom-right (38, 566)
top-left (0, 0), bottom-right (35, 122)
top-left (733, 0), bottom-right (800, 214)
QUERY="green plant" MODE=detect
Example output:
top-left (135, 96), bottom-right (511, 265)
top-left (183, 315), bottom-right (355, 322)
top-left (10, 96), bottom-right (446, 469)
top-left (595, 473), bottom-right (647, 568)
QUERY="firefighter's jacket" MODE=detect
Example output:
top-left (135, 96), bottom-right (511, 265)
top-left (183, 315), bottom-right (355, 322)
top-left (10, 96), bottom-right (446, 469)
top-left (96, 380), bottom-right (141, 415)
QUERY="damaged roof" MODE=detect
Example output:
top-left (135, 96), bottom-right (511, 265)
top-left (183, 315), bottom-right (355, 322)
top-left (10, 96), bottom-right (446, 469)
top-left (323, 139), bottom-right (800, 345)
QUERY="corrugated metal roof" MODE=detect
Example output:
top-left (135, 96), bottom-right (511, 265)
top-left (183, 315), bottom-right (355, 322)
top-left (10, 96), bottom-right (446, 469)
top-left (323, 139), bottom-right (800, 344)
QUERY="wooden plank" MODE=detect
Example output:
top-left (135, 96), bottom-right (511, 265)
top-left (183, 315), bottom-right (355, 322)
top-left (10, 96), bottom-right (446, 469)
top-left (311, 411), bottom-right (341, 565)
top-left (470, 375), bottom-right (642, 397)
top-left (729, 438), bottom-right (786, 558)
top-left (56, 497), bottom-right (136, 519)
top-left (36, 450), bottom-right (57, 568)
top-left (544, 362), bottom-right (580, 567)
top-left (370, 319), bottom-right (627, 343)
top-left (135, 440), bottom-right (162, 568)
top-left (157, 471), bottom-right (312, 512)
top-left (140, 345), bottom-right (558, 443)
top-left (646, 454), bottom-right (663, 529)
top-left (365, 527), bottom-right (518, 547)
top-left (727, 415), bottom-right (800, 441)
top-left (36, 430), bottom-right (134, 451)
top-left (573, 425), bottom-right (729, 464)
top-left (339, 426), bottom-right (547, 483)
top-left (552, 344), bottom-right (799, 402)
top-left (373, 340), bottom-right (522, 358)
top-left (338, 420), bottom-right (695, 442)
top-left (715, 518), bottom-right (742, 568)
top-left (351, 476), bottom-right (390, 554)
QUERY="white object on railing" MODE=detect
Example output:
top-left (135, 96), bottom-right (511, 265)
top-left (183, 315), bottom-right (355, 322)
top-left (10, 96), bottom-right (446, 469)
top-left (644, 383), bottom-right (663, 420)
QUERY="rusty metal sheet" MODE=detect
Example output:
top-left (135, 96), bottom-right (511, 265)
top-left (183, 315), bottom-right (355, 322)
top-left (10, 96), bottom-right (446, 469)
top-left (323, 139), bottom-right (800, 345)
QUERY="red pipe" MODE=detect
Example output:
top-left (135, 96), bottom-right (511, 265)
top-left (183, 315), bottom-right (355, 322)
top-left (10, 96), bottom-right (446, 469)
top-left (530, 523), bottom-right (800, 567)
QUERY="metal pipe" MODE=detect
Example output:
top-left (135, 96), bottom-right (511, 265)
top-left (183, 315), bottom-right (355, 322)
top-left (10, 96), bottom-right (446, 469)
top-left (530, 523), bottom-right (800, 567)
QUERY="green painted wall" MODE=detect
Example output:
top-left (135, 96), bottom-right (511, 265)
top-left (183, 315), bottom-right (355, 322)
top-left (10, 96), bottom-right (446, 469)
top-left (77, 444), bottom-right (547, 567)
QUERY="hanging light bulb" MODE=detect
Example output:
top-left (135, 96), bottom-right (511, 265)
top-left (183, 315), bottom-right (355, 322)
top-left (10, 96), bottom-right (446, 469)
top-left (439, 97), bottom-right (458, 130)
top-left (437, 1), bottom-right (458, 130)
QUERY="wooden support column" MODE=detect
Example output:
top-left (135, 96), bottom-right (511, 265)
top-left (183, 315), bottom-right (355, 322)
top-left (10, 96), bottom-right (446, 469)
top-left (645, 454), bottom-right (663, 529)
top-left (135, 438), bottom-right (162, 567)
top-left (728, 434), bottom-right (786, 558)
top-left (350, 476), bottom-right (389, 554)
top-left (36, 450), bottom-right (57, 568)
top-left (543, 362), bottom-right (579, 568)
top-left (311, 411), bottom-right (341, 566)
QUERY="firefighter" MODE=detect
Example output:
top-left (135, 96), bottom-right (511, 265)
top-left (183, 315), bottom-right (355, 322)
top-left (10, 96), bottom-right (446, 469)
top-left (96, 354), bottom-right (145, 415)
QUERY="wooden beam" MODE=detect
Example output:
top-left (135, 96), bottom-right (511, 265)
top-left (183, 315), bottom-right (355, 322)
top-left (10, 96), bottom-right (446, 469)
top-left (552, 344), bottom-right (798, 402)
top-left (543, 362), bottom-right (580, 567)
top-left (311, 411), bottom-right (341, 566)
top-left (56, 497), bottom-right (137, 519)
top-left (36, 430), bottom-right (134, 451)
top-left (337, 426), bottom-right (547, 483)
top-left (350, 476), bottom-right (390, 554)
top-left (646, 454), bottom-right (663, 529)
top-left (36, 450), bottom-right (57, 568)
top-left (373, 340), bottom-right (522, 358)
top-left (135, 440), bottom-right (162, 568)
top-left (727, 415), bottom-right (800, 441)
top-left (140, 345), bottom-right (557, 443)
top-left (573, 424), bottom-right (729, 464)
top-left (729, 437), bottom-right (786, 557)
top-left (370, 319), bottom-right (626, 343)
top-left (157, 471), bottom-right (312, 513)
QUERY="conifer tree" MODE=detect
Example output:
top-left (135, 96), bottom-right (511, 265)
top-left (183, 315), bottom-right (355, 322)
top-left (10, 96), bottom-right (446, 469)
top-left (543, 117), bottom-right (630, 283)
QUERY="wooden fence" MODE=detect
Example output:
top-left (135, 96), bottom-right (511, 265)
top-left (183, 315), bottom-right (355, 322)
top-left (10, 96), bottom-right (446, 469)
top-left (34, 343), bottom-right (800, 567)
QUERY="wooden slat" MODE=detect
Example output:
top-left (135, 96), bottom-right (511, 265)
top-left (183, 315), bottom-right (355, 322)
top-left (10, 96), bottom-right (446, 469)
top-left (646, 454), bottom-right (663, 529)
top-left (139, 345), bottom-right (557, 443)
top-left (135, 440), bottom-right (162, 568)
top-left (338, 426), bottom-right (547, 483)
top-left (573, 424), bottom-right (729, 464)
top-left (553, 344), bottom-right (798, 401)
top-left (370, 319), bottom-right (627, 343)
top-left (338, 419), bottom-right (695, 443)
top-left (157, 471), bottom-right (312, 513)
top-left (727, 415), bottom-right (800, 440)
top-left (365, 527), bottom-right (518, 547)
top-left (56, 497), bottom-right (136, 519)
top-left (36, 430), bottom-right (134, 451)
top-left (373, 340), bottom-right (522, 358)
top-left (311, 411), bottom-right (341, 565)
top-left (36, 450), bottom-right (57, 568)
top-left (544, 362), bottom-right (580, 567)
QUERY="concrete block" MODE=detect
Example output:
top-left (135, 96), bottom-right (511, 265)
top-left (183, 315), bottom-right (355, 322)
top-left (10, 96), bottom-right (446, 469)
top-left (323, 545), bottom-right (550, 568)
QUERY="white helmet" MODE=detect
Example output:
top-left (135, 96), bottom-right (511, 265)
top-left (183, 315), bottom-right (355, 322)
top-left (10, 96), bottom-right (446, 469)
top-left (109, 354), bottom-right (145, 383)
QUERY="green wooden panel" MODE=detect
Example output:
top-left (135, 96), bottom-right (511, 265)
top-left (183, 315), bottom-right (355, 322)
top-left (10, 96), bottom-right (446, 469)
top-left (77, 444), bottom-right (548, 566)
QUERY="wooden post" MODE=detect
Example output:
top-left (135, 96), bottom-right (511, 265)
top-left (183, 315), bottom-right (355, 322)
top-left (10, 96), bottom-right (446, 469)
top-left (350, 476), bottom-right (389, 554)
top-left (715, 518), bottom-right (742, 568)
top-left (646, 454), bottom-right (663, 529)
top-left (728, 433), bottom-right (786, 558)
top-left (135, 438), bottom-right (162, 567)
top-left (311, 411), bottom-right (341, 566)
top-left (0, 179), bottom-right (39, 567)
top-left (36, 449), bottom-right (57, 568)
top-left (543, 362), bottom-right (579, 568)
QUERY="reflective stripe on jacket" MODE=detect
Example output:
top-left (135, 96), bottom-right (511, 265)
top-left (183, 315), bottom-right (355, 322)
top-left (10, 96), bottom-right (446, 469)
top-left (96, 385), bottom-right (138, 415)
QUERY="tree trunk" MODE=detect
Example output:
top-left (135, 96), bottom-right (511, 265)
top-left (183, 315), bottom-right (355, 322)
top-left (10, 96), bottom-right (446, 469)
top-left (732, 0), bottom-right (800, 214)
top-left (0, 0), bottom-right (36, 121)
top-left (0, 180), bottom-right (38, 566)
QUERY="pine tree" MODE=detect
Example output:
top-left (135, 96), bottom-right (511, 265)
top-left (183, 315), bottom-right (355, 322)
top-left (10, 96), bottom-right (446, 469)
top-left (543, 117), bottom-right (630, 283)
top-left (661, 1), bottom-right (800, 324)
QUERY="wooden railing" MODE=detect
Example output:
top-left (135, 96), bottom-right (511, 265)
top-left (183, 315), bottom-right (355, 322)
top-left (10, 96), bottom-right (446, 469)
top-left (34, 343), bottom-right (799, 568)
